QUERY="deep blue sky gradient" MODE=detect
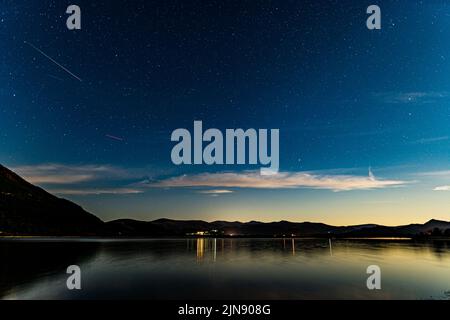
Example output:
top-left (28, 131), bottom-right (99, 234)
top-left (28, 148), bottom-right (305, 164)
top-left (1, 1), bottom-right (449, 224)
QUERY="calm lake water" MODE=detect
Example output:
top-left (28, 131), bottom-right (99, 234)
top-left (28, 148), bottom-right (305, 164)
top-left (1, 238), bottom-right (449, 300)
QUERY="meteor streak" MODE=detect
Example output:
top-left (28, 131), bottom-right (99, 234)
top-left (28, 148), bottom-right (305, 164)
top-left (106, 134), bottom-right (124, 142)
top-left (24, 41), bottom-right (83, 82)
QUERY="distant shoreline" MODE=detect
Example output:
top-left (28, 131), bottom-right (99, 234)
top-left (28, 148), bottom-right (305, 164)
top-left (2, 235), bottom-right (443, 241)
top-left (2, 164), bottom-right (450, 239)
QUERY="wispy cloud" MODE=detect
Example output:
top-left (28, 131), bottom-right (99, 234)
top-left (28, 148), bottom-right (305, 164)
top-left (10, 163), bottom-right (145, 196)
top-left (10, 164), bottom-right (408, 195)
top-left (145, 170), bottom-right (407, 192)
top-left (50, 188), bottom-right (143, 195)
top-left (418, 170), bottom-right (450, 177)
top-left (410, 136), bottom-right (449, 145)
top-left (375, 91), bottom-right (450, 104)
top-left (11, 164), bottom-right (134, 185)
top-left (197, 189), bottom-right (234, 196)
top-left (434, 186), bottom-right (450, 191)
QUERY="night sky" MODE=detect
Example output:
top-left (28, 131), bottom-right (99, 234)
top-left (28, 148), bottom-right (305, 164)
top-left (1, 0), bottom-right (449, 224)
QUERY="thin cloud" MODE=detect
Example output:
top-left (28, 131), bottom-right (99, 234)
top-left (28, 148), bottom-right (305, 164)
top-left (434, 186), bottom-right (450, 191)
top-left (197, 189), bottom-right (234, 195)
top-left (10, 163), bottom-right (146, 196)
top-left (410, 136), bottom-right (449, 145)
top-left (375, 91), bottom-right (450, 104)
top-left (10, 164), bottom-right (409, 194)
top-left (11, 164), bottom-right (133, 185)
top-left (50, 188), bottom-right (143, 195)
top-left (418, 170), bottom-right (450, 177)
top-left (147, 170), bottom-right (407, 192)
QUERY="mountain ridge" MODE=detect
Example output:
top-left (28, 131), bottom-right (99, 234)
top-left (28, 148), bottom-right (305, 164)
top-left (1, 163), bottom-right (450, 237)
top-left (104, 217), bottom-right (450, 238)
top-left (0, 164), bottom-right (103, 235)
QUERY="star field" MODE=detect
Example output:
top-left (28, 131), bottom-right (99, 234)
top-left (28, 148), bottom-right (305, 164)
top-left (1, 0), bottom-right (449, 224)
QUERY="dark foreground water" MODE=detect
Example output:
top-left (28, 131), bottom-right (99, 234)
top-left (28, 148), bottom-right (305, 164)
top-left (0, 238), bottom-right (449, 300)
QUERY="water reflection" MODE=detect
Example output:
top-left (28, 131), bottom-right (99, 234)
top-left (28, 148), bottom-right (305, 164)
top-left (194, 237), bottom-right (303, 261)
top-left (196, 238), bottom-right (204, 260)
top-left (0, 238), bottom-right (449, 300)
top-left (0, 240), bottom-right (100, 298)
top-left (191, 238), bottom-right (218, 262)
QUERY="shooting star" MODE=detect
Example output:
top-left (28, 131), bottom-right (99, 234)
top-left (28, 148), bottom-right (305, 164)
top-left (24, 41), bottom-right (83, 82)
top-left (105, 134), bottom-right (124, 142)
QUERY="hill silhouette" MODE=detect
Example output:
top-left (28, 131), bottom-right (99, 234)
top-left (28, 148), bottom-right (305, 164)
top-left (1, 163), bottom-right (449, 237)
top-left (0, 164), bottom-right (102, 235)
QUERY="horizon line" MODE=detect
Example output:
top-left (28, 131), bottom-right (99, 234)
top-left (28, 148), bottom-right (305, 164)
top-left (103, 217), bottom-right (447, 228)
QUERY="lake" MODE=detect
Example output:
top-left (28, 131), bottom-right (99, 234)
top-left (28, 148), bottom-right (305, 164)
top-left (1, 238), bottom-right (449, 300)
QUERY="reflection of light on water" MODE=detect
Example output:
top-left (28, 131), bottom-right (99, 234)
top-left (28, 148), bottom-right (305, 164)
top-left (194, 238), bottom-right (218, 262)
top-left (213, 238), bottom-right (217, 262)
top-left (196, 238), bottom-right (204, 260)
top-left (3, 239), bottom-right (450, 299)
top-left (281, 238), bottom-right (296, 255)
